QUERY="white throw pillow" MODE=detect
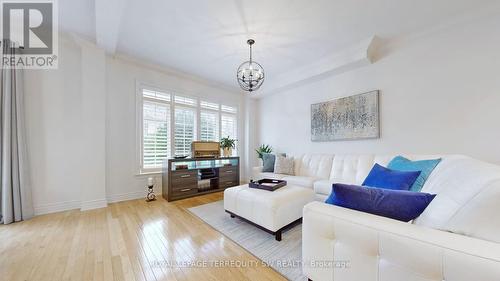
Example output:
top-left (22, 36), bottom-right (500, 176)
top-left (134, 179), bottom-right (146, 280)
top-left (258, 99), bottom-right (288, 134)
top-left (274, 155), bottom-right (294, 175)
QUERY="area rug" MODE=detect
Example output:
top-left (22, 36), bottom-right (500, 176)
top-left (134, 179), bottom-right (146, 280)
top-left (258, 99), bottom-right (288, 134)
top-left (188, 201), bottom-right (306, 281)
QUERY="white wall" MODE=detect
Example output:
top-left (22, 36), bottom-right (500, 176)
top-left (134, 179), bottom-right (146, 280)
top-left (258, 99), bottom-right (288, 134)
top-left (257, 15), bottom-right (500, 164)
top-left (24, 35), bottom-right (245, 215)
top-left (25, 37), bottom-right (87, 214)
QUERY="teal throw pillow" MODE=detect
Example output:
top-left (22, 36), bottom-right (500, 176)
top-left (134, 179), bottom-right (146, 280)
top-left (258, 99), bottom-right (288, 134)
top-left (387, 156), bottom-right (442, 192)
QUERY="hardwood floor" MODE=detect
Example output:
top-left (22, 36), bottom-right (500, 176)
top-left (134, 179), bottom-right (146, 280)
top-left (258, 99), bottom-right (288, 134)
top-left (0, 192), bottom-right (286, 281)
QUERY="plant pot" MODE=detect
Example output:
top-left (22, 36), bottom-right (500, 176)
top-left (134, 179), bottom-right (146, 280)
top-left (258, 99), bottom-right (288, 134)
top-left (223, 147), bottom-right (232, 157)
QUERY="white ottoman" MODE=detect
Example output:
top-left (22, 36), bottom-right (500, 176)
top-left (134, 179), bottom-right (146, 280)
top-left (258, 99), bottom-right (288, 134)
top-left (224, 183), bottom-right (315, 241)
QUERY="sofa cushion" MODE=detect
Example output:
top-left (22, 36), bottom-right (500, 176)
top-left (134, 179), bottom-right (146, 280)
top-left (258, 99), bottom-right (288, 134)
top-left (282, 176), bottom-right (317, 189)
top-left (330, 154), bottom-right (379, 184)
top-left (325, 183), bottom-right (437, 222)
top-left (313, 180), bottom-right (336, 196)
top-left (362, 163), bottom-right (421, 191)
top-left (295, 154), bottom-right (334, 179)
top-left (415, 156), bottom-right (500, 242)
top-left (255, 172), bottom-right (287, 180)
top-left (388, 156), bottom-right (442, 192)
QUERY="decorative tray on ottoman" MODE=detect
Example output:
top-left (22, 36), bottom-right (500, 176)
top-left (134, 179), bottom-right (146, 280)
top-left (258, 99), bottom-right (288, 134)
top-left (249, 179), bottom-right (287, 191)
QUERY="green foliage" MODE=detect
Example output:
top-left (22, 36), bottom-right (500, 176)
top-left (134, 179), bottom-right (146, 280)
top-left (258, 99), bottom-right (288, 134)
top-left (255, 144), bottom-right (272, 159)
top-left (220, 136), bottom-right (236, 149)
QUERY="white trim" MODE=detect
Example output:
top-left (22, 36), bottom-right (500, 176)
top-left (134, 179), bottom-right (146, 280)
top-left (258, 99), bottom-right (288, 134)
top-left (136, 170), bottom-right (162, 176)
top-left (107, 190), bottom-right (146, 203)
top-left (135, 80), bottom-right (144, 175)
top-left (80, 199), bottom-right (108, 211)
top-left (253, 36), bottom-right (377, 99)
top-left (34, 200), bottom-right (81, 216)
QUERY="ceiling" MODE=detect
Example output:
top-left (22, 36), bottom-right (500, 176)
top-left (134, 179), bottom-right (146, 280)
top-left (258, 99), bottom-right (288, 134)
top-left (59, 0), bottom-right (499, 92)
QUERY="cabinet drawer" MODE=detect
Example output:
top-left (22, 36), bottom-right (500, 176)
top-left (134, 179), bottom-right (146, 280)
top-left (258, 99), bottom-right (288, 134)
top-left (220, 173), bottom-right (238, 183)
top-left (171, 186), bottom-right (198, 198)
top-left (219, 166), bottom-right (238, 176)
top-left (171, 182), bottom-right (198, 191)
top-left (171, 170), bottom-right (197, 180)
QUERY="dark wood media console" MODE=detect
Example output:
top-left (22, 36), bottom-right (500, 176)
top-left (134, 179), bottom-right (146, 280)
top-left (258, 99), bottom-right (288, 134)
top-left (162, 157), bottom-right (240, 201)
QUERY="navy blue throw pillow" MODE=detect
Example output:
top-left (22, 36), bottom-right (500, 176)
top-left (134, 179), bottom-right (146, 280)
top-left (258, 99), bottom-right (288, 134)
top-left (362, 163), bottom-right (421, 190)
top-left (325, 183), bottom-right (436, 222)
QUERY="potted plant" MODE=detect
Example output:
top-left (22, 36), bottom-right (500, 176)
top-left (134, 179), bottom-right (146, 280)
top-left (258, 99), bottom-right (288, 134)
top-left (220, 136), bottom-right (236, 157)
top-left (255, 144), bottom-right (272, 160)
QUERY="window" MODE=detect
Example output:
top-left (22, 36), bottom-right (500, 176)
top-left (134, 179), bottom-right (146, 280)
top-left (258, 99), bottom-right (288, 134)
top-left (138, 84), bottom-right (238, 173)
top-left (141, 89), bottom-right (171, 172)
top-left (221, 114), bottom-right (237, 140)
top-left (200, 110), bottom-right (219, 141)
top-left (174, 106), bottom-right (196, 157)
top-left (221, 105), bottom-right (237, 114)
top-left (175, 95), bottom-right (197, 106)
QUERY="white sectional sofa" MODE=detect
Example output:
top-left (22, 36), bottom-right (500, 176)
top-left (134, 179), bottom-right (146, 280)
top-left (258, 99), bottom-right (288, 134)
top-left (253, 154), bottom-right (500, 281)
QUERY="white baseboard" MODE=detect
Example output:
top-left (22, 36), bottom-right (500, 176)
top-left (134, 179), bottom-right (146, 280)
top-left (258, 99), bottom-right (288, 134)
top-left (34, 200), bottom-right (81, 216)
top-left (80, 198), bottom-right (108, 211)
top-left (33, 190), bottom-right (154, 216)
top-left (107, 190), bottom-right (146, 203)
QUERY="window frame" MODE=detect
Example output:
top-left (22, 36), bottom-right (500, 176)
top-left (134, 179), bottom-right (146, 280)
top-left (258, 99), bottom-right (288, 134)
top-left (136, 81), bottom-right (239, 175)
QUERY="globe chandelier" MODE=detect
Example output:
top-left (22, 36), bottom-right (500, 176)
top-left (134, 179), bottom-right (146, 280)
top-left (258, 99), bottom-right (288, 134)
top-left (236, 39), bottom-right (265, 92)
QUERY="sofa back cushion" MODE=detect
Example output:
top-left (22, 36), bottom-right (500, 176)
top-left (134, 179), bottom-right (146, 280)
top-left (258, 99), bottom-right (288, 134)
top-left (329, 154), bottom-right (376, 184)
top-left (414, 156), bottom-right (500, 243)
top-left (294, 154), bottom-right (334, 179)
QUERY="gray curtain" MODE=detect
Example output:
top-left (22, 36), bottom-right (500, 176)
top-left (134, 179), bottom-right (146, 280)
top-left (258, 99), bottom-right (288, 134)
top-left (0, 39), bottom-right (33, 224)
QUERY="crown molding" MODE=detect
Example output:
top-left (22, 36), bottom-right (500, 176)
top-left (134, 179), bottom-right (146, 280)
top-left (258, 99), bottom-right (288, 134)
top-left (252, 36), bottom-right (379, 99)
top-left (112, 53), bottom-right (243, 94)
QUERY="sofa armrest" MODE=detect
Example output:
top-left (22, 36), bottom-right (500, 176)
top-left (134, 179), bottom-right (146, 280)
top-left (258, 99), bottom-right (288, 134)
top-left (302, 201), bottom-right (500, 281)
top-left (251, 166), bottom-right (264, 180)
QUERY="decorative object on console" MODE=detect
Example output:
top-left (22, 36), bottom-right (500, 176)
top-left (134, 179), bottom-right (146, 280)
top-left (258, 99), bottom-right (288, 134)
top-left (325, 183), bottom-right (436, 222)
top-left (146, 177), bottom-right (156, 202)
top-left (220, 136), bottom-right (236, 157)
top-left (255, 144), bottom-right (272, 160)
top-left (362, 163), bottom-right (421, 190)
top-left (174, 155), bottom-right (188, 159)
top-left (311, 90), bottom-right (379, 141)
top-left (388, 156), bottom-right (442, 192)
top-left (236, 39), bottom-right (265, 92)
top-left (191, 141), bottom-right (221, 158)
top-left (175, 164), bottom-right (189, 170)
top-left (274, 155), bottom-right (294, 175)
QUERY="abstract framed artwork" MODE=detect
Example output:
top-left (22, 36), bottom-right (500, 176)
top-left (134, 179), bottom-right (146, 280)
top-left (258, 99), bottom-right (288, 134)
top-left (311, 90), bottom-right (379, 141)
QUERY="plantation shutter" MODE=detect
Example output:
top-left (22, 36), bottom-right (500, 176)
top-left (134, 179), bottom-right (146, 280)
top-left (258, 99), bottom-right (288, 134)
top-left (221, 114), bottom-right (237, 140)
top-left (200, 111), bottom-right (219, 142)
top-left (174, 106), bottom-right (196, 156)
top-left (142, 94), bottom-right (171, 170)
